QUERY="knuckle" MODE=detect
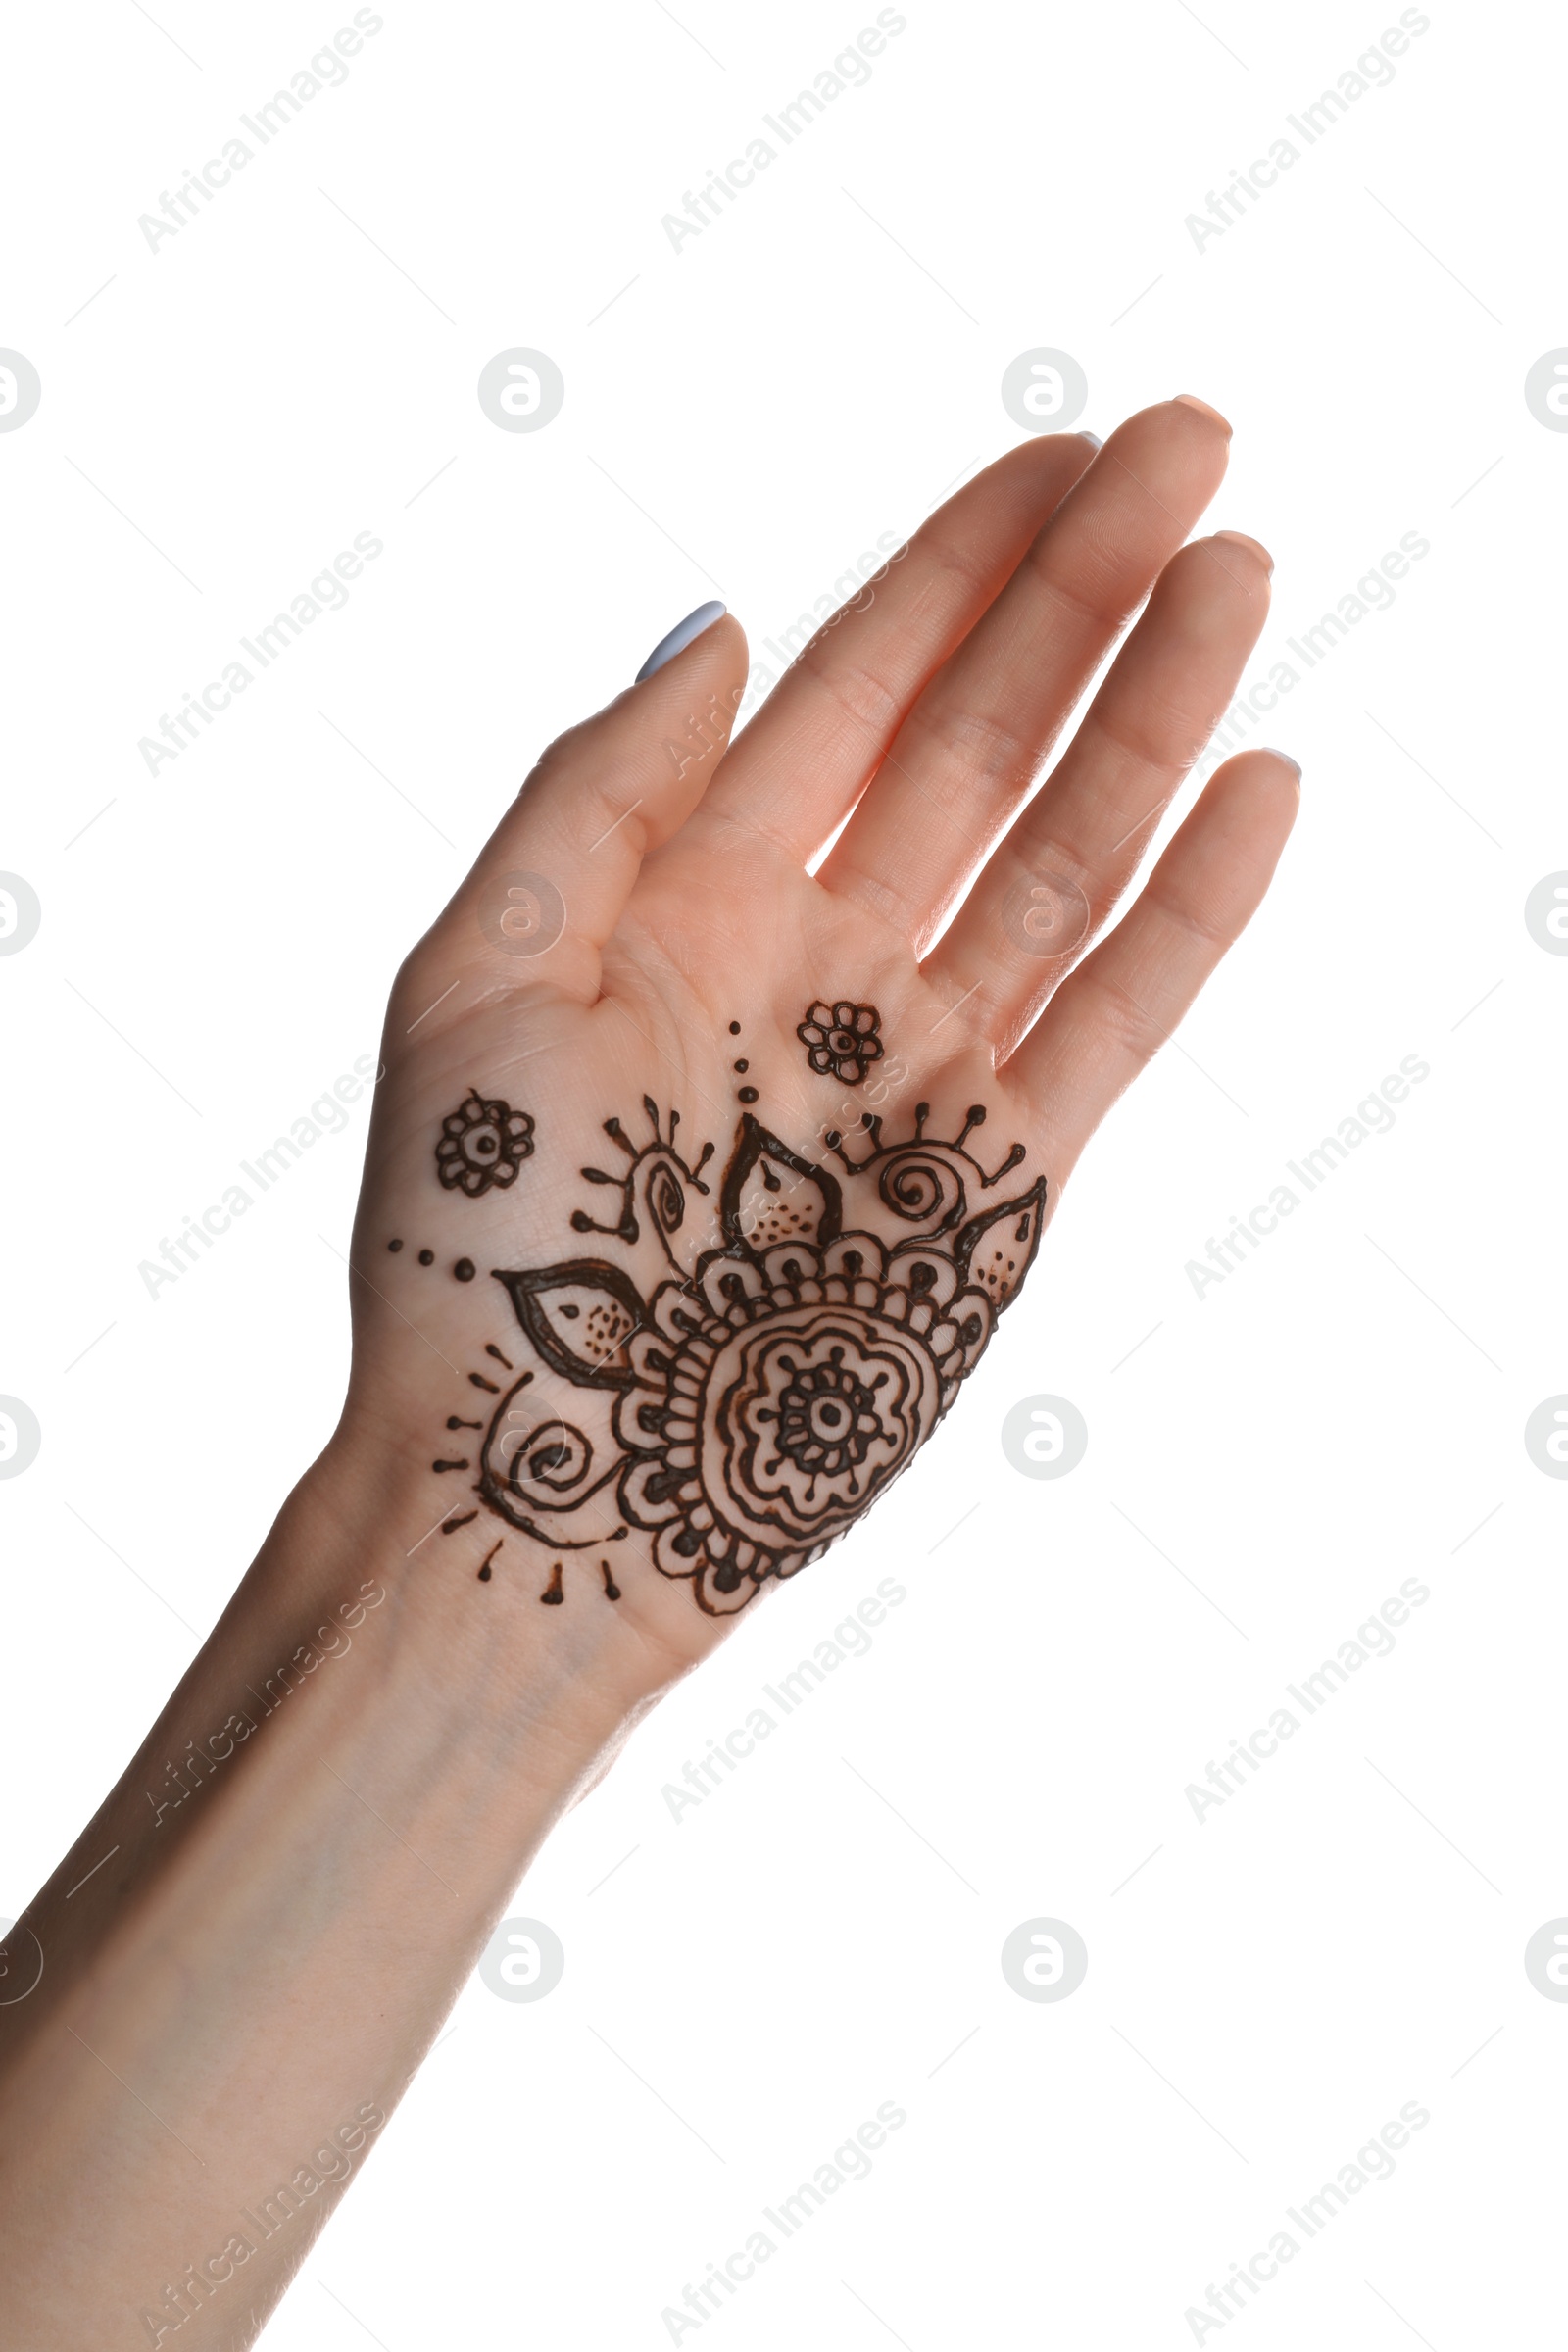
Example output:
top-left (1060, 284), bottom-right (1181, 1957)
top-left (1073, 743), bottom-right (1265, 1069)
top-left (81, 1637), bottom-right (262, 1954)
top-left (906, 696), bottom-right (1032, 789)
top-left (1079, 966), bottom-right (1164, 1065)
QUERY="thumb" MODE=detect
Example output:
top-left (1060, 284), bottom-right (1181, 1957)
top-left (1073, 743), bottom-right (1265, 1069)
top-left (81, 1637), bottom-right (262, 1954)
top-left (424, 603), bottom-right (749, 1001)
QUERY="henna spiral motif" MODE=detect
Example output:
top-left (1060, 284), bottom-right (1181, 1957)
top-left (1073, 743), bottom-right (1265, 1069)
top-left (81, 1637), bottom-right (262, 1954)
top-left (876, 1148), bottom-right (966, 1228)
top-left (641, 1153), bottom-right (686, 1244)
top-left (486, 1397), bottom-right (595, 1502)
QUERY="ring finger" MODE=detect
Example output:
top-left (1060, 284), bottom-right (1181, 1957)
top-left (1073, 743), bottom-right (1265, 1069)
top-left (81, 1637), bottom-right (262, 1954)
top-left (813, 397), bottom-right (1234, 946)
top-left (922, 528), bottom-right (1274, 1054)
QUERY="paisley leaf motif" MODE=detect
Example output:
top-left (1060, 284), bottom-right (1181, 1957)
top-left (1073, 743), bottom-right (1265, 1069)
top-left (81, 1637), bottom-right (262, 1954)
top-left (953, 1176), bottom-right (1048, 1310)
top-left (489, 1259), bottom-right (648, 1389)
top-left (719, 1114), bottom-right (843, 1250)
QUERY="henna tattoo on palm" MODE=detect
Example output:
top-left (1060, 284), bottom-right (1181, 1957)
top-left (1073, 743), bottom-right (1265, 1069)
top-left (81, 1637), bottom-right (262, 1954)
top-left (797, 999), bottom-right (885, 1087)
top-left (419, 1078), bottom-right (1044, 1613)
top-left (435, 1089), bottom-right (535, 1195)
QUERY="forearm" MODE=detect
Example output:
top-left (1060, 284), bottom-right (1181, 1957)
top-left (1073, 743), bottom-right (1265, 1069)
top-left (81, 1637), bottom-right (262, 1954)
top-left (0, 402), bottom-right (1291, 2347)
top-left (0, 1431), bottom-right (635, 2348)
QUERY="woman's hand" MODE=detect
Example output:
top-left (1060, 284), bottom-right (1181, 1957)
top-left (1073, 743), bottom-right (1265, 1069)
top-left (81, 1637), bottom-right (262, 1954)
top-left (341, 395), bottom-right (1297, 1698)
top-left (0, 398), bottom-right (1297, 2350)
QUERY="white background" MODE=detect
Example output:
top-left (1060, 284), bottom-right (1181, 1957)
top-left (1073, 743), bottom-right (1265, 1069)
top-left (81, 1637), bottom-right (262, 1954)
top-left (2, 0), bottom-right (1565, 2343)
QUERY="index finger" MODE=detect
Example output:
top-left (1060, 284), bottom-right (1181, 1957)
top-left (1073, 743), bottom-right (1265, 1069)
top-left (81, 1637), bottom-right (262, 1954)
top-left (699, 433), bottom-right (1097, 862)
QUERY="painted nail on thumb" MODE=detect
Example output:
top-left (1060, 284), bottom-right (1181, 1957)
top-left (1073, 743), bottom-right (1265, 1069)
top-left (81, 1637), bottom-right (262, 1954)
top-left (635, 600), bottom-right (726, 682)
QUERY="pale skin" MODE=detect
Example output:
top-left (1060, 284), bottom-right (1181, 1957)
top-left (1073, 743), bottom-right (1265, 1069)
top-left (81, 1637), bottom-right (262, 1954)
top-left (0, 398), bottom-right (1297, 2346)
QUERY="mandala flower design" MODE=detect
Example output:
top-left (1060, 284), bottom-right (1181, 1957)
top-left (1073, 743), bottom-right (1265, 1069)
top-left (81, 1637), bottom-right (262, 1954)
top-left (798, 1000), bottom-right (885, 1087)
top-left (436, 1089), bottom-right (535, 1196)
top-left (614, 1232), bottom-right (988, 1611)
top-left (480, 1107), bottom-right (1046, 1613)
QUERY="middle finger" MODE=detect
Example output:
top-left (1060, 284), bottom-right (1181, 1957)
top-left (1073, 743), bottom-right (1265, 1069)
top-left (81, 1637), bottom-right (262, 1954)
top-left (813, 396), bottom-right (1235, 947)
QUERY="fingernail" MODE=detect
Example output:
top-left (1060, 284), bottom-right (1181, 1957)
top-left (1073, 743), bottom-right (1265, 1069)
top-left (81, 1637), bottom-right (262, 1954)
top-left (1077, 430), bottom-right (1103, 450)
top-left (635, 600), bottom-right (726, 683)
top-left (1262, 748), bottom-right (1302, 780)
top-left (1173, 393), bottom-right (1232, 435)
top-left (1213, 529), bottom-right (1273, 573)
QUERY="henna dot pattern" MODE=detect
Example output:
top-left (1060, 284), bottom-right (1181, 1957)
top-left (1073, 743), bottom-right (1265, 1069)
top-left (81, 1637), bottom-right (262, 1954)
top-left (418, 1250), bottom-right (434, 1267)
top-left (454, 1258), bottom-right (476, 1282)
top-left (435, 1088), bottom-right (536, 1197)
top-left (387, 1238), bottom-right (403, 1252)
top-left (797, 1000), bottom-right (885, 1087)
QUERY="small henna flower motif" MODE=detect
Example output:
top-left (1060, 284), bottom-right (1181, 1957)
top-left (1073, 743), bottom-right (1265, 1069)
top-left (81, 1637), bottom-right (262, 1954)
top-left (436, 1090), bottom-right (535, 1197)
top-left (797, 1000), bottom-right (885, 1088)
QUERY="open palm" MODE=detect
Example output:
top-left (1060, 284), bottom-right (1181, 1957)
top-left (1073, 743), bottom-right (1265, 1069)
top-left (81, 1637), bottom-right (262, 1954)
top-left (343, 398), bottom-right (1296, 1692)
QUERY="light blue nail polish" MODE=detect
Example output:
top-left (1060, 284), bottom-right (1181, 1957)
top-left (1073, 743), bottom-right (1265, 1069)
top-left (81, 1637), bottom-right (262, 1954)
top-left (635, 599), bottom-right (726, 682)
top-left (1078, 430), bottom-right (1102, 449)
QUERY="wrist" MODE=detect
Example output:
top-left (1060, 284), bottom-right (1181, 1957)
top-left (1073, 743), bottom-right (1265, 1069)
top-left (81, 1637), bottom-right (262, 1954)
top-left (269, 1421), bottom-right (656, 1802)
